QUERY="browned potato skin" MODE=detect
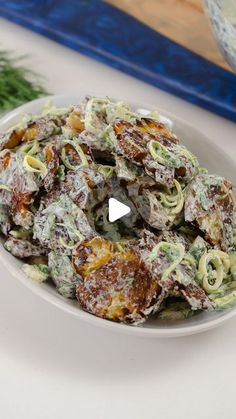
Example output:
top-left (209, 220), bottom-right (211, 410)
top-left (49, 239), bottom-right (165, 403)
top-left (23, 124), bottom-right (38, 142)
top-left (73, 237), bottom-right (113, 278)
top-left (44, 144), bottom-right (60, 192)
top-left (4, 237), bottom-right (46, 258)
top-left (180, 282), bottom-right (213, 311)
top-left (22, 118), bottom-right (57, 142)
top-left (76, 251), bottom-right (161, 323)
top-left (67, 110), bottom-right (85, 133)
top-left (114, 118), bottom-right (178, 144)
top-left (113, 118), bottom-right (178, 163)
top-left (113, 119), bottom-right (182, 188)
top-left (129, 230), bottom-right (213, 311)
top-left (0, 123), bottom-right (37, 150)
top-left (4, 128), bottom-right (26, 149)
top-left (62, 143), bottom-right (85, 166)
top-left (0, 128), bottom-right (26, 151)
top-left (61, 142), bottom-right (93, 171)
top-left (1, 114), bottom-right (67, 149)
top-left (136, 119), bottom-right (178, 143)
top-left (114, 121), bottom-right (146, 162)
top-left (185, 176), bottom-right (235, 251)
top-left (2, 151), bottom-right (11, 170)
top-left (10, 192), bottom-right (34, 227)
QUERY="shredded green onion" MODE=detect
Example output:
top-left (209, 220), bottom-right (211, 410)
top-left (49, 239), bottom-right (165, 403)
top-left (61, 139), bottom-right (88, 170)
top-left (148, 140), bottom-right (181, 168)
top-left (19, 141), bottom-right (40, 156)
top-left (23, 155), bottom-right (48, 178)
top-left (148, 241), bottom-right (185, 280)
top-left (158, 180), bottom-right (184, 214)
top-left (198, 250), bottom-right (230, 293)
top-left (0, 184), bottom-right (11, 191)
top-left (97, 165), bottom-right (115, 178)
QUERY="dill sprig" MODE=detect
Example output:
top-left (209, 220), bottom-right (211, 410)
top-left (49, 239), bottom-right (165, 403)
top-left (0, 50), bottom-right (48, 113)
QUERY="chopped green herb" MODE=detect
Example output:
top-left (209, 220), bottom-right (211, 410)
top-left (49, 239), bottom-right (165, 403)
top-left (0, 51), bottom-right (48, 113)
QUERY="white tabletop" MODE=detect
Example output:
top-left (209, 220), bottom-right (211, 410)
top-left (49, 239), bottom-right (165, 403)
top-left (0, 18), bottom-right (236, 419)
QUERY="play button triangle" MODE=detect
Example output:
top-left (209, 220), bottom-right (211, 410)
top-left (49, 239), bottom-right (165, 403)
top-left (108, 198), bottom-right (131, 223)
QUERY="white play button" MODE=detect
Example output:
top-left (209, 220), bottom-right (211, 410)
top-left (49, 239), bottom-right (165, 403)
top-left (108, 198), bottom-right (131, 222)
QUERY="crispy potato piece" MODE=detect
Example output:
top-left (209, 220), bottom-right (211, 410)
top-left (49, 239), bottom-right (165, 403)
top-left (159, 264), bottom-right (214, 311)
top-left (77, 251), bottom-right (161, 324)
top-left (0, 128), bottom-right (26, 151)
top-left (61, 142), bottom-right (93, 169)
top-left (0, 115), bottom-right (65, 151)
top-left (73, 237), bottom-right (113, 278)
top-left (128, 229), bottom-right (160, 262)
top-left (11, 192), bottom-right (35, 229)
top-left (63, 143), bottom-right (80, 165)
top-left (1, 151), bottom-right (11, 170)
top-left (136, 119), bottom-right (179, 144)
top-left (62, 167), bottom-right (110, 210)
top-left (131, 232), bottom-right (213, 311)
top-left (114, 118), bottom-right (178, 144)
top-left (113, 119), bottom-right (198, 186)
top-left (22, 115), bottom-right (65, 142)
top-left (0, 151), bottom-right (39, 226)
top-left (23, 124), bottom-right (37, 142)
top-left (180, 282), bottom-right (213, 311)
top-left (114, 121), bottom-right (147, 164)
top-left (142, 158), bottom-right (175, 188)
top-left (0, 149), bottom-right (39, 207)
top-left (130, 189), bottom-right (183, 230)
top-left (185, 174), bottom-right (235, 251)
top-left (44, 144), bottom-right (60, 192)
top-left (4, 237), bottom-right (46, 258)
top-left (66, 110), bottom-right (85, 133)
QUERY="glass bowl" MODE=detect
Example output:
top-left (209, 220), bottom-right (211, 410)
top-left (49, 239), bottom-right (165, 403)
top-left (204, 0), bottom-right (236, 71)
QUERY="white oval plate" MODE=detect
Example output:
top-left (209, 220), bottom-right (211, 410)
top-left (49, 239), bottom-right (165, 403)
top-left (0, 95), bottom-right (236, 338)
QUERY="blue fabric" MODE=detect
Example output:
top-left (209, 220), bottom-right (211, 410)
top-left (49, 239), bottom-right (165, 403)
top-left (0, 0), bottom-right (236, 121)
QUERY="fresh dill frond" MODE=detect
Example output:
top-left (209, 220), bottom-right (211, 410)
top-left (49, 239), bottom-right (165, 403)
top-left (0, 50), bottom-right (48, 113)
